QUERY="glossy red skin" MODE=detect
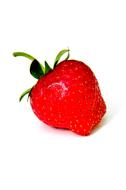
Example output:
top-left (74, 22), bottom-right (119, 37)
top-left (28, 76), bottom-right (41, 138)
top-left (30, 60), bottom-right (106, 135)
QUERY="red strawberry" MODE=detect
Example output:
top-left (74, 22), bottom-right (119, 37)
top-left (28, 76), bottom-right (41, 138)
top-left (13, 49), bottom-right (106, 136)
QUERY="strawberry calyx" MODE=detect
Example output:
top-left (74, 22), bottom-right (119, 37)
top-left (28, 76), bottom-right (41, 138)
top-left (13, 49), bottom-right (70, 101)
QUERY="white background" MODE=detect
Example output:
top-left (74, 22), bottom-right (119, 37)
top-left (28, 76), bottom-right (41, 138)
top-left (0, 0), bottom-right (126, 189)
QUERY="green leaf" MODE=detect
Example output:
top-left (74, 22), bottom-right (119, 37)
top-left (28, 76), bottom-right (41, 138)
top-left (44, 61), bottom-right (52, 74)
top-left (19, 88), bottom-right (32, 102)
top-left (13, 52), bottom-right (35, 61)
top-left (54, 49), bottom-right (70, 68)
top-left (30, 59), bottom-right (44, 79)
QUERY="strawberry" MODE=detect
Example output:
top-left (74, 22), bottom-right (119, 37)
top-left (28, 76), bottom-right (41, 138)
top-left (13, 49), bottom-right (106, 136)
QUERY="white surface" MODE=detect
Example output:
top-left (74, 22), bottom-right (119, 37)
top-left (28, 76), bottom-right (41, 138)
top-left (0, 0), bottom-right (126, 189)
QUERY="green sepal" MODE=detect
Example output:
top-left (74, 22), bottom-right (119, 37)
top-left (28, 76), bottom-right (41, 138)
top-left (19, 88), bottom-right (32, 102)
top-left (30, 59), bottom-right (44, 79)
top-left (41, 64), bottom-right (45, 73)
top-left (13, 52), bottom-right (35, 61)
top-left (54, 49), bottom-right (70, 68)
top-left (44, 61), bottom-right (52, 74)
